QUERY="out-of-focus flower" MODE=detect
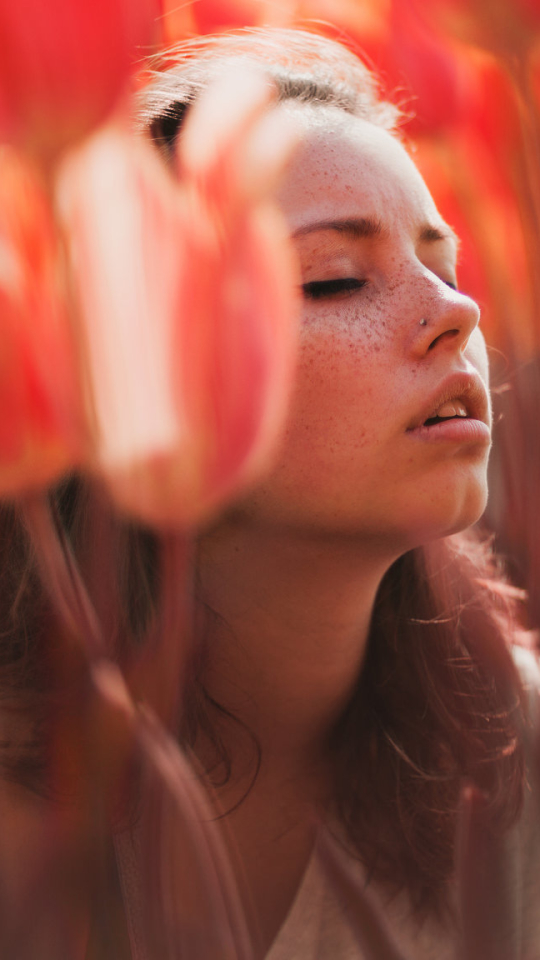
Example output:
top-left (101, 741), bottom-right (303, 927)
top-left (290, 0), bottom-right (473, 137)
top-left (0, 0), bottom-right (163, 164)
top-left (136, 708), bottom-right (253, 959)
top-left (58, 68), bottom-right (299, 528)
top-left (161, 0), bottom-right (197, 46)
top-left (191, 0), bottom-right (289, 34)
top-left (419, 0), bottom-right (540, 59)
top-left (386, 0), bottom-right (473, 135)
top-left (0, 147), bottom-right (83, 496)
top-left (293, 0), bottom-right (387, 45)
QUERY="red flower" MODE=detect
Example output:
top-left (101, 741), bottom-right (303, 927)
top-left (0, 0), bottom-right (163, 163)
top-left (386, 0), bottom-right (473, 135)
top-left (422, 0), bottom-right (540, 58)
top-left (58, 68), bottom-right (300, 527)
top-left (0, 148), bottom-right (83, 495)
top-left (192, 0), bottom-right (270, 33)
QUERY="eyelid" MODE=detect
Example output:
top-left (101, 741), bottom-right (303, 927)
top-left (302, 277), bottom-right (367, 300)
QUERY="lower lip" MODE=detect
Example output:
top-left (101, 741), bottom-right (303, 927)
top-left (407, 418), bottom-right (491, 445)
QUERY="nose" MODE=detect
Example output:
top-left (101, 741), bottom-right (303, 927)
top-left (409, 282), bottom-right (480, 360)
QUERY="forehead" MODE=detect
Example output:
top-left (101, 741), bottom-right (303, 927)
top-left (276, 107), bottom-right (441, 235)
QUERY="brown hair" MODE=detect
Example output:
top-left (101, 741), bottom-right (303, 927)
top-left (136, 27), bottom-right (399, 153)
top-left (0, 27), bottom-right (526, 921)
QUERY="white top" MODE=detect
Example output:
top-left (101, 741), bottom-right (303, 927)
top-left (115, 645), bottom-right (540, 960)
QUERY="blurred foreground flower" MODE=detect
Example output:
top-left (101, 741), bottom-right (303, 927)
top-left (419, 0), bottom-right (540, 59)
top-left (386, 0), bottom-right (473, 135)
top-left (0, 148), bottom-right (84, 496)
top-left (58, 68), bottom-right (300, 528)
top-left (0, 0), bottom-right (163, 164)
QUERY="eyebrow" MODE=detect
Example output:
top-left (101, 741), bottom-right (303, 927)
top-left (292, 217), bottom-right (385, 240)
top-left (292, 216), bottom-right (459, 247)
top-left (419, 224), bottom-right (459, 247)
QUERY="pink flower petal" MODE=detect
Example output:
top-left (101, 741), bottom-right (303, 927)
top-left (0, 0), bottom-right (163, 161)
top-left (0, 148), bottom-right (83, 495)
top-left (60, 67), bottom-right (300, 527)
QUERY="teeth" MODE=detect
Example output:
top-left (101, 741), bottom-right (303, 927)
top-left (433, 400), bottom-right (468, 418)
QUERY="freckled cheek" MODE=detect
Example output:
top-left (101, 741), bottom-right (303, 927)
top-left (281, 328), bottom-right (387, 454)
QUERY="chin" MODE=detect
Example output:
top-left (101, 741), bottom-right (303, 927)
top-left (409, 475), bottom-right (489, 549)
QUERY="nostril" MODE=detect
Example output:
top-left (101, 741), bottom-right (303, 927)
top-left (428, 329), bottom-right (460, 351)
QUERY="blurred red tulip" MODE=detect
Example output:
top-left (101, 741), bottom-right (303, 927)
top-left (58, 68), bottom-right (299, 528)
top-left (386, 0), bottom-right (472, 135)
top-left (298, 0), bottom-right (472, 136)
top-left (0, 0), bottom-right (163, 164)
top-left (57, 127), bottom-right (187, 526)
top-left (192, 0), bottom-right (286, 34)
top-left (0, 148), bottom-right (84, 496)
top-left (135, 709), bottom-right (253, 959)
top-left (294, 0), bottom-right (388, 44)
top-left (520, 0), bottom-right (540, 25)
top-left (162, 0), bottom-right (197, 46)
top-left (420, 0), bottom-right (540, 59)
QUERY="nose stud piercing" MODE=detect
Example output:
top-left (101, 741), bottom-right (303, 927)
top-left (419, 318), bottom-right (428, 326)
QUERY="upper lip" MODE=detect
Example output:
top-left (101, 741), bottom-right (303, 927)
top-left (407, 371), bottom-right (490, 431)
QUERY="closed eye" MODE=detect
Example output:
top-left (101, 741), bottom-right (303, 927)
top-left (302, 278), bottom-right (367, 301)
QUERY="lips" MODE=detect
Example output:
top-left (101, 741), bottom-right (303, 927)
top-left (407, 371), bottom-right (490, 433)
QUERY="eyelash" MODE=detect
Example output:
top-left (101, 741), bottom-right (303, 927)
top-left (301, 276), bottom-right (458, 301)
top-left (302, 278), bottom-right (367, 300)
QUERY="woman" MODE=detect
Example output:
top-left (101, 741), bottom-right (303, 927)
top-left (2, 26), bottom-right (540, 960)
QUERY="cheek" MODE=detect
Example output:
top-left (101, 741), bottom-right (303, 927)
top-left (278, 325), bottom-right (385, 469)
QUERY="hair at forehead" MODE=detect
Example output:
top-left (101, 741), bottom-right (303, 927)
top-left (137, 27), bottom-right (400, 157)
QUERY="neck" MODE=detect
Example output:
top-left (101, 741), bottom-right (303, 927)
top-left (195, 521), bottom-right (396, 768)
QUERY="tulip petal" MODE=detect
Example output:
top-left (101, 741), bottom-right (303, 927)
top-left (0, 148), bottom-right (83, 495)
top-left (59, 68), bottom-right (299, 528)
top-left (58, 128), bottom-right (183, 472)
top-left (134, 708), bottom-right (253, 960)
top-left (0, 0), bottom-right (163, 161)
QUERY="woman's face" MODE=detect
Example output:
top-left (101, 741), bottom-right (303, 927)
top-left (238, 106), bottom-right (491, 552)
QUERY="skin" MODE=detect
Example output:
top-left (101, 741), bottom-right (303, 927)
top-left (196, 106), bottom-right (492, 955)
top-left (241, 107), bottom-right (490, 543)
